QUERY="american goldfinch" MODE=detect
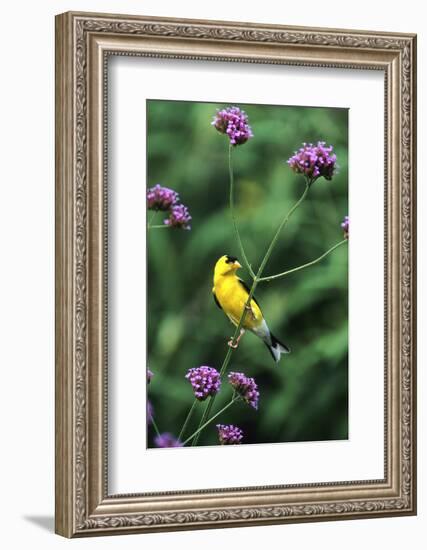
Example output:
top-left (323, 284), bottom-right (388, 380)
top-left (212, 255), bottom-right (290, 363)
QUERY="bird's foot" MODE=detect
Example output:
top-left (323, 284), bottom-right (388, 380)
top-left (228, 329), bottom-right (245, 349)
top-left (228, 338), bottom-right (239, 349)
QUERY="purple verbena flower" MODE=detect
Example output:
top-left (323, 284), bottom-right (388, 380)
top-left (147, 400), bottom-right (153, 424)
top-left (185, 366), bottom-right (221, 401)
top-left (147, 184), bottom-right (179, 211)
top-left (154, 433), bottom-right (183, 448)
top-left (147, 369), bottom-right (153, 384)
top-left (341, 215), bottom-right (349, 239)
top-left (217, 424), bottom-right (243, 445)
top-left (287, 142), bottom-right (337, 184)
top-left (212, 106), bottom-right (253, 146)
top-left (228, 371), bottom-right (259, 410)
top-left (164, 204), bottom-right (192, 230)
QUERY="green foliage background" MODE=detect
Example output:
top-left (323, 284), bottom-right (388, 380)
top-left (147, 100), bottom-right (348, 447)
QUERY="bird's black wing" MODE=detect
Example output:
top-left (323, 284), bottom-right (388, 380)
top-left (238, 278), bottom-right (262, 309)
top-left (212, 290), bottom-right (223, 310)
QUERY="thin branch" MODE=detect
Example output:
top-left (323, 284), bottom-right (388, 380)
top-left (184, 396), bottom-right (238, 446)
top-left (229, 145), bottom-right (256, 280)
top-left (178, 399), bottom-right (198, 441)
top-left (259, 239), bottom-right (348, 282)
top-left (147, 210), bottom-right (157, 229)
top-left (255, 183), bottom-right (311, 279)
top-left (150, 416), bottom-right (161, 438)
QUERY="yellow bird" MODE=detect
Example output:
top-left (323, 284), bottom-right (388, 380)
top-left (212, 255), bottom-right (290, 363)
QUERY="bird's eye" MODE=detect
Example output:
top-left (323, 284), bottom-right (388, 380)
top-left (225, 255), bottom-right (238, 264)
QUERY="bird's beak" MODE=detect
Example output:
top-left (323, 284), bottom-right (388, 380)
top-left (234, 261), bottom-right (242, 269)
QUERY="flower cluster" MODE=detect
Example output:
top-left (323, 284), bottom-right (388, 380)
top-left (164, 204), bottom-right (192, 230)
top-left (147, 184), bottom-right (179, 211)
top-left (185, 366), bottom-right (221, 401)
top-left (341, 215), bottom-right (349, 239)
top-left (287, 142), bottom-right (337, 183)
top-left (217, 424), bottom-right (243, 445)
top-left (212, 106), bottom-right (253, 146)
top-left (147, 184), bottom-right (191, 230)
top-left (154, 433), bottom-right (183, 448)
top-left (228, 372), bottom-right (259, 410)
top-left (147, 369), bottom-right (153, 384)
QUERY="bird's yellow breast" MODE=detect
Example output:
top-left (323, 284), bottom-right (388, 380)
top-left (213, 274), bottom-right (263, 330)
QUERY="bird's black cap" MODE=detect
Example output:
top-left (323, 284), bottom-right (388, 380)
top-left (225, 255), bottom-right (239, 264)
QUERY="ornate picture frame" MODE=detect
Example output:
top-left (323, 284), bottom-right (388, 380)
top-left (55, 11), bottom-right (417, 537)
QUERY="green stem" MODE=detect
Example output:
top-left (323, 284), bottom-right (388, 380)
top-left (259, 239), bottom-right (348, 282)
top-left (178, 399), bottom-right (198, 441)
top-left (192, 342), bottom-right (239, 446)
top-left (255, 182), bottom-right (311, 280)
top-left (229, 145), bottom-right (256, 280)
top-left (147, 211), bottom-right (157, 229)
top-left (149, 224), bottom-right (170, 229)
top-left (184, 396), bottom-right (238, 446)
top-left (150, 415), bottom-right (161, 438)
top-left (193, 183), bottom-right (311, 445)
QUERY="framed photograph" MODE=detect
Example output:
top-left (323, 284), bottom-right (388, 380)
top-left (55, 11), bottom-right (417, 537)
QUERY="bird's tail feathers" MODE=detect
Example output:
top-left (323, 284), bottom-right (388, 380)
top-left (265, 333), bottom-right (290, 363)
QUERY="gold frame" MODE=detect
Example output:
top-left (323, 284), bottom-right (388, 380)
top-left (55, 11), bottom-right (417, 538)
